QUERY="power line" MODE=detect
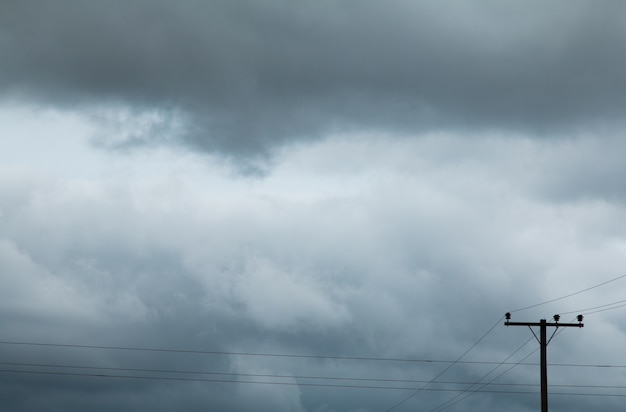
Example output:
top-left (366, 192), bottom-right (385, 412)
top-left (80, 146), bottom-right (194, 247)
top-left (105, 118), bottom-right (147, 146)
top-left (432, 335), bottom-right (545, 412)
top-left (0, 340), bottom-right (510, 364)
top-left (3, 360), bottom-right (624, 389)
top-left (584, 302), bottom-right (626, 315)
top-left (559, 299), bottom-right (626, 316)
top-left (0, 361), bottom-right (534, 385)
top-left (510, 274), bottom-right (626, 313)
top-left (1, 340), bottom-right (624, 368)
top-left (380, 316), bottom-right (505, 412)
top-left (1, 368), bottom-right (625, 397)
top-left (429, 335), bottom-right (536, 412)
top-left (0, 340), bottom-right (492, 363)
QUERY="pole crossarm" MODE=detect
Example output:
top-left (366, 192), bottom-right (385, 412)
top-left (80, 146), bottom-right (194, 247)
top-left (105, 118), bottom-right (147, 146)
top-left (505, 321), bottom-right (583, 327)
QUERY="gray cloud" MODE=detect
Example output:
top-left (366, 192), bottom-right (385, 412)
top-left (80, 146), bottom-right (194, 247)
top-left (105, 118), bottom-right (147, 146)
top-left (1, 134), bottom-right (625, 410)
top-left (2, 2), bottom-right (626, 410)
top-left (2, 0), bottom-right (626, 161)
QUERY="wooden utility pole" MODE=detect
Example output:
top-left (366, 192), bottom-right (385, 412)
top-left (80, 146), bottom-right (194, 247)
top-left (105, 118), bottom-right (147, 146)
top-left (504, 313), bottom-right (584, 412)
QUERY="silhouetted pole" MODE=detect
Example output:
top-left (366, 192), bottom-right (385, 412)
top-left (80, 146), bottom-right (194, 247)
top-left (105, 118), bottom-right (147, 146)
top-left (540, 319), bottom-right (547, 412)
top-left (504, 313), bottom-right (584, 412)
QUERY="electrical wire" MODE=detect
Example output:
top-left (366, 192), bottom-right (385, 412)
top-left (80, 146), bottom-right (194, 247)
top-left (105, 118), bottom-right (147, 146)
top-left (558, 298), bottom-right (626, 316)
top-left (433, 335), bottom-right (545, 412)
top-left (584, 302), bottom-right (626, 315)
top-left (379, 316), bottom-right (505, 412)
top-left (429, 335), bottom-right (536, 412)
top-left (566, 302), bottom-right (626, 317)
top-left (1, 340), bottom-right (624, 368)
top-left (0, 340), bottom-right (540, 366)
top-left (0, 340), bottom-right (517, 364)
top-left (2, 360), bottom-right (624, 389)
top-left (509, 274), bottom-right (626, 313)
top-left (1, 368), bottom-right (625, 396)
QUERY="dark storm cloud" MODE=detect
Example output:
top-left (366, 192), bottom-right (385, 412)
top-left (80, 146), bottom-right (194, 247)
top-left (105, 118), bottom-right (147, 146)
top-left (2, 0), bottom-right (626, 159)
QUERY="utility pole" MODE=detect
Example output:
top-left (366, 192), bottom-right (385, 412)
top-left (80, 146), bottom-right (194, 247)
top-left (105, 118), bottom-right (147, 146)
top-left (504, 313), bottom-right (584, 412)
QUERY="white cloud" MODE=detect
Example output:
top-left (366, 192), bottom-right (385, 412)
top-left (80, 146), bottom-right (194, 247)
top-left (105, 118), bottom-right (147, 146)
top-left (236, 257), bottom-right (351, 330)
top-left (0, 239), bottom-right (94, 319)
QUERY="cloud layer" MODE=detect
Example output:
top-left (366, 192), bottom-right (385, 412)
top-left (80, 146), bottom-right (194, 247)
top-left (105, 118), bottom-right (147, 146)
top-left (2, 119), bottom-right (626, 410)
top-left (2, 0), bottom-right (626, 161)
top-left (2, 1), bottom-right (626, 410)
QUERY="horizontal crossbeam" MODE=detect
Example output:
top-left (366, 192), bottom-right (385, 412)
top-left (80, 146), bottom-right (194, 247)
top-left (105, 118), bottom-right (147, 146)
top-left (505, 321), bottom-right (583, 327)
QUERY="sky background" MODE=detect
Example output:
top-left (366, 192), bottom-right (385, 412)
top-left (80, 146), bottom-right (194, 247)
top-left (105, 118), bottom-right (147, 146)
top-left (2, 1), bottom-right (626, 411)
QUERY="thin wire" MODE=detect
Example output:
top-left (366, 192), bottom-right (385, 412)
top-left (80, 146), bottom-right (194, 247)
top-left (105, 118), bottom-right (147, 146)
top-left (559, 299), bottom-right (626, 315)
top-left (380, 316), bottom-right (504, 412)
top-left (509, 274), bottom-right (626, 313)
top-left (0, 361), bottom-right (538, 385)
top-left (559, 299), bottom-right (626, 316)
top-left (2, 354), bottom-right (623, 368)
top-left (3, 361), bottom-right (624, 389)
top-left (0, 340), bottom-right (509, 364)
top-left (0, 340), bottom-right (531, 365)
top-left (0, 361), bottom-right (434, 383)
top-left (443, 322), bottom-right (572, 412)
top-left (583, 302), bottom-right (626, 316)
top-left (434, 347), bottom-right (541, 412)
top-left (0, 341), bottom-right (392, 360)
top-left (2, 368), bottom-right (626, 396)
top-left (0, 340), bottom-right (623, 368)
top-left (0, 368), bottom-right (497, 391)
top-left (429, 336), bottom-right (535, 412)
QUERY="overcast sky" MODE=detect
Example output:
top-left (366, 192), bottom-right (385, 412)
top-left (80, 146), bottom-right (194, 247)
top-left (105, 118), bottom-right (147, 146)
top-left (2, 1), bottom-right (626, 411)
